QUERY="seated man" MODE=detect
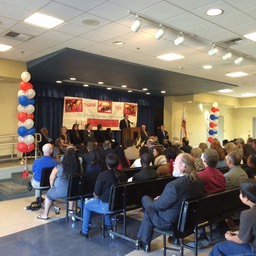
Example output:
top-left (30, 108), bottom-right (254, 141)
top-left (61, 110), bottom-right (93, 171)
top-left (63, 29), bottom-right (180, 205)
top-left (30, 143), bottom-right (58, 199)
top-left (136, 153), bottom-right (204, 253)
top-left (225, 150), bottom-right (248, 189)
top-left (180, 137), bottom-right (192, 153)
top-left (209, 180), bottom-right (256, 256)
top-left (132, 153), bottom-right (158, 181)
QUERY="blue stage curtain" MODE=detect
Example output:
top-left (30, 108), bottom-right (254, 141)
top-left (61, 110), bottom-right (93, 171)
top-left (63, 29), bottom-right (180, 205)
top-left (33, 82), bottom-right (163, 142)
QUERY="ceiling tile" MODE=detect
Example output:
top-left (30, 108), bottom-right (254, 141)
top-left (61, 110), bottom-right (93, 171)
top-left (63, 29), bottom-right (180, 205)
top-left (53, 37), bottom-right (96, 51)
top-left (89, 2), bottom-right (129, 21)
top-left (2, 0), bottom-right (51, 11)
top-left (203, 29), bottom-right (238, 43)
top-left (139, 2), bottom-right (185, 21)
top-left (165, 0), bottom-right (218, 11)
top-left (0, 2), bottom-right (30, 20)
top-left (224, 0), bottom-right (256, 10)
top-left (7, 22), bottom-right (47, 36)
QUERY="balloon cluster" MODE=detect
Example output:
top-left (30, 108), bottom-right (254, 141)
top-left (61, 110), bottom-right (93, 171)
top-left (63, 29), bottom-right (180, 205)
top-left (16, 72), bottom-right (35, 153)
top-left (208, 102), bottom-right (219, 143)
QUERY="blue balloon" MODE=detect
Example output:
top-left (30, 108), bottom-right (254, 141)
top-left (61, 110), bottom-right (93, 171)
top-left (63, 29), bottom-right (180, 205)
top-left (28, 98), bottom-right (35, 105)
top-left (18, 126), bottom-right (28, 137)
top-left (210, 114), bottom-right (218, 120)
top-left (18, 95), bottom-right (29, 106)
top-left (208, 130), bottom-right (218, 136)
top-left (27, 127), bottom-right (35, 135)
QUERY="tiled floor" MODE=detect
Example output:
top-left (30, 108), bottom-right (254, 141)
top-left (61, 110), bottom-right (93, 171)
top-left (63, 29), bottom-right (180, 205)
top-left (0, 196), bottom-right (216, 256)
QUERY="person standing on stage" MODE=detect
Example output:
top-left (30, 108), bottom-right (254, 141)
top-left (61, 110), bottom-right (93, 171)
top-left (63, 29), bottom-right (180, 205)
top-left (157, 125), bottom-right (169, 145)
top-left (119, 113), bottom-right (131, 130)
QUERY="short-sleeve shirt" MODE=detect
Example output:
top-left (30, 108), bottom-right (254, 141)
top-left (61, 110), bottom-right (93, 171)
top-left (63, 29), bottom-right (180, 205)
top-left (238, 205), bottom-right (256, 247)
top-left (94, 170), bottom-right (118, 203)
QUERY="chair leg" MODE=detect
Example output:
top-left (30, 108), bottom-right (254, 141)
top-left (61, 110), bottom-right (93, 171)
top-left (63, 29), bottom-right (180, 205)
top-left (102, 214), bottom-right (105, 239)
top-left (163, 234), bottom-right (166, 256)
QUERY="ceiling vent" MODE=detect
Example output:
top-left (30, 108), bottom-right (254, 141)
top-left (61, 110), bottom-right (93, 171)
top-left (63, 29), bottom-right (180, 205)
top-left (221, 37), bottom-right (246, 47)
top-left (4, 31), bottom-right (33, 41)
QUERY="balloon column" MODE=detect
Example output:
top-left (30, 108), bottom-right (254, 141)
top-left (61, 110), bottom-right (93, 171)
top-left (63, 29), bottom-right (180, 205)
top-left (16, 71), bottom-right (35, 172)
top-left (208, 102), bottom-right (219, 143)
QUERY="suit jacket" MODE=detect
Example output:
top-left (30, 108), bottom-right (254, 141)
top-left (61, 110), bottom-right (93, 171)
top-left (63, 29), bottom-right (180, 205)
top-left (82, 130), bottom-right (96, 144)
top-left (119, 119), bottom-right (130, 130)
top-left (146, 176), bottom-right (204, 229)
top-left (133, 167), bottom-right (158, 181)
top-left (224, 165), bottom-right (248, 189)
top-left (157, 130), bottom-right (169, 144)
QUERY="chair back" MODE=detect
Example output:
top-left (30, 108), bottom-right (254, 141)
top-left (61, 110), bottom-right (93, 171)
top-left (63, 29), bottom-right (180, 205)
top-left (39, 167), bottom-right (54, 187)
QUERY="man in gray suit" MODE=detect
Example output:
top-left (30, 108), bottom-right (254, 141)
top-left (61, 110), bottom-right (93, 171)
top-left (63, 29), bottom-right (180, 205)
top-left (136, 153), bottom-right (204, 253)
top-left (225, 150), bottom-right (248, 189)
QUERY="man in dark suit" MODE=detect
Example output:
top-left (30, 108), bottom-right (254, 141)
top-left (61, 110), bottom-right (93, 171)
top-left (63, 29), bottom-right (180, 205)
top-left (136, 153), bottom-right (204, 253)
top-left (82, 123), bottom-right (96, 145)
top-left (119, 114), bottom-right (131, 130)
top-left (157, 125), bottom-right (169, 145)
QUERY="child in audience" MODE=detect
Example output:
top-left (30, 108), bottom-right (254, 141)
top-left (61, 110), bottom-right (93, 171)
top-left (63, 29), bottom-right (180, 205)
top-left (209, 180), bottom-right (256, 256)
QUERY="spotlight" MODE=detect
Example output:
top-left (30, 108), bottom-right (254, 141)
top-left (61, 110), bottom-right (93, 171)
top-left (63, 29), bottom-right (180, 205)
top-left (155, 25), bottom-right (165, 40)
top-left (208, 44), bottom-right (218, 56)
top-left (234, 57), bottom-right (243, 65)
top-left (222, 51), bottom-right (232, 60)
top-left (131, 16), bottom-right (141, 32)
top-left (174, 33), bottom-right (184, 46)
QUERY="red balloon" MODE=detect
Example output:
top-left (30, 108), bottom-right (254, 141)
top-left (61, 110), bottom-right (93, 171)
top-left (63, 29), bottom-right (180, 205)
top-left (19, 82), bottom-right (33, 92)
top-left (26, 143), bottom-right (35, 152)
top-left (17, 112), bottom-right (28, 122)
top-left (209, 122), bottom-right (216, 128)
top-left (211, 107), bottom-right (216, 113)
top-left (215, 108), bottom-right (220, 112)
top-left (208, 137), bottom-right (213, 143)
top-left (27, 114), bottom-right (34, 119)
top-left (17, 142), bottom-right (27, 153)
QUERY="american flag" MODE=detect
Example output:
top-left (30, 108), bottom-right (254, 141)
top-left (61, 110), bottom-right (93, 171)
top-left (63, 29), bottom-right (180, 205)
top-left (180, 106), bottom-right (187, 141)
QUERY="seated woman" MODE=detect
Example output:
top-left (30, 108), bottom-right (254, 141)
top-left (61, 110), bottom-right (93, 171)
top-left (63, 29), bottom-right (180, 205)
top-left (84, 146), bottom-right (107, 173)
top-left (157, 146), bottom-right (181, 176)
top-left (114, 144), bottom-right (130, 170)
top-left (79, 153), bottom-right (127, 238)
top-left (37, 147), bottom-right (81, 220)
top-left (58, 126), bottom-right (72, 154)
top-left (153, 145), bottom-right (167, 166)
top-left (244, 154), bottom-right (256, 179)
top-left (210, 139), bottom-right (227, 168)
top-left (69, 123), bottom-right (83, 146)
top-left (191, 147), bottom-right (204, 171)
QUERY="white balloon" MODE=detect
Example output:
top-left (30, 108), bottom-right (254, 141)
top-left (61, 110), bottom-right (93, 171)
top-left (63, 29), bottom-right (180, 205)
top-left (213, 102), bottom-right (218, 108)
top-left (18, 121), bottom-right (24, 127)
top-left (21, 71), bottom-right (31, 82)
top-left (18, 90), bottom-right (26, 97)
top-left (18, 136), bottom-right (25, 142)
top-left (213, 127), bottom-right (218, 132)
top-left (17, 105), bottom-right (26, 112)
top-left (25, 105), bottom-right (35, 114)
top-left (26, 89), bottom-right (36, 99)
top-left (24, 135), bottom-right (34, 145)
top-left (215, 111), bottom-right (219, 117)
top-left (24, 119), bottom-right (34, 129)
top-left (213, 119), bottom-right (218, 124)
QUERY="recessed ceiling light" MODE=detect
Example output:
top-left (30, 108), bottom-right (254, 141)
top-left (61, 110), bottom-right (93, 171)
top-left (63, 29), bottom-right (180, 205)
top-left (121, 85), bottom-right (127, 88)
top-left (142, 88), bottom-right (148, 91)
top-left (83, 84), bottom-right (89, 87)
top-left (128, 90), bottom-right (132, 93)
top-left (157, 53), bottom-right (184, 61)
top-left (243, 31), bottom-right (256, 41)
top-left (107, 87), bottom-right (112, 90)
top-left (24, 12), bottom-right (64, 29)
top-left (161, 91), bottom-right (166, 93)
top-left (70, 77), bottom-right (76, 81)
top-left (206, 8), bottom-right (223, 16)
top-left (218, 89), bottom-right (234, 93)
top-left (226, 72), bottom-right (248, 77)
top-left (56, 80), bottom-right (62, 84)
top-left (241, 93), bottom-right (256, 97)
top-left (0, 43), bottom-right (13, 52)
top-left (112, 41), bottom-right (125, 46)
top-left (203, 65), bottom-right (212, 69)
top-left (98, 81), bottom-right (104, 84)
top-left (146, 92), bottom-right (150, 95)
top-left (82, 19), bottom-right (100, 26)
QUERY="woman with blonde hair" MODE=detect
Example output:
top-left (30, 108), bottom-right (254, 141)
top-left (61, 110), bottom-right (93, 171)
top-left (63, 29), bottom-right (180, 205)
top-left (210, 139), bottom-right (226, 168)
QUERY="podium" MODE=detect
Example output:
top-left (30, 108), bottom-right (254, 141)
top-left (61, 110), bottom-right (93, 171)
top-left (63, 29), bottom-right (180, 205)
top-left (122, 127), bottom-right (140, 148)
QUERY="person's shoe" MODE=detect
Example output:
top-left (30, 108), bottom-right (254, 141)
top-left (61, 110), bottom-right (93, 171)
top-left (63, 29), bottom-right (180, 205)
top-left (141, 242), bottom-right (151, 253)
top-left (27, 181), bottom-right (32, 191)
top-left (79, 230), bottom-right (90, 239)
top-left (167, 236), bottom-right (180, 247)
